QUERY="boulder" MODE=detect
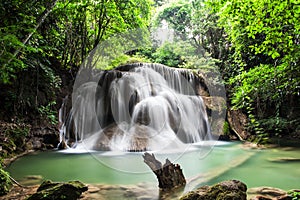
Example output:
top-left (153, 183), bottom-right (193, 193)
top-left (27, 180), bottom-right (88, 200)
top-left (180, 180), bottom-right (247, 200)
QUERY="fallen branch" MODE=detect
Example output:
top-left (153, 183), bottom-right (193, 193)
top-left (9, 175), bottom-right (27, 188)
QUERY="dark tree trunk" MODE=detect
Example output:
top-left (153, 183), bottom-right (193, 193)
top-left (143, 152), bottom-right (186, 191)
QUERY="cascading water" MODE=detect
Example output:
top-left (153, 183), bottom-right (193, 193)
top-left (60, 63), bottom-right (211, 151)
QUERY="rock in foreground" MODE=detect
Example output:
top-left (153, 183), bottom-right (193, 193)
top-left (27, 180), bottom-right (88, 200)
top-left (180, 180), bottom-right (247, 200)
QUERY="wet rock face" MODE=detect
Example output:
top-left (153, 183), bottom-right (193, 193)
top-left (180, 180), bottom-right (247, 200)
top-left (27, 180), bottom-right (88, 200)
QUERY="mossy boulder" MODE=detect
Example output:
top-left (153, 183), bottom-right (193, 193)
top-left (27, 180), bottom-right (88, 200)
top-left (180, 180), bottom-right (247, 200)
top-left (0, 167), bottom-right (12, 196)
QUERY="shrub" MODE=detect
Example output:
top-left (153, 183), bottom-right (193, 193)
top-left (0, 166), bottom-right (12, 196)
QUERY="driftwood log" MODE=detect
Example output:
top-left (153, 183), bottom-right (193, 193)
top-left (143, 152), bottom-right (186, 190)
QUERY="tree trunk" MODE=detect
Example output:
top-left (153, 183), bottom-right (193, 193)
top-left (143, 152), bottom-right (186, 191)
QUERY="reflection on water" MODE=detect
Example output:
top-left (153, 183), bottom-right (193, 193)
top-left (6, 142), bottom-right (300, 190)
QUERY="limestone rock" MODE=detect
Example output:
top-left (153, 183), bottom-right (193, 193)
top-left (27, 180), bottom-right (88, 200)
top-left (248, 187), bottom-right (293, 200)
top-left (180, 180), bottom-right (247, 200)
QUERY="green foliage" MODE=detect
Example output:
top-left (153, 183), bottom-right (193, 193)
top-left (0, 166), bottom-right (12, 196)
top-left (212, 0), bottom-right (300, 138)
top-left (180, 55), bottom-right (220, 70)
top-left (223, 121), bottom-right (230, 135)
top-left (106, 54), bottom-right (151, 70)
top-left (1, 0), bottom-right (152, 120)
top-left (154, 0), bottom-right (192, 39)
top-left (258, 117), bottom-right (292, 136)
top-left (38, 101), bottom-right (58, 125)
top-left (1, 0), bottom-right (152, 79)
top-left (152, 42), bottom-right (187, 67)
top-left (288, 190), bottom-right (300, 200)
top-left (154, 0), bottom-right (227, 59)
top-left (217, 0), bottom-right (300, 62)
top-left (135, 41), bottom-right (197, 68)
top-left (7, 125), bottom-right (29, 141)
top-left (52, 0), bottom-right (152, 68)
top-left (192, 0), bottom-right (227, 59)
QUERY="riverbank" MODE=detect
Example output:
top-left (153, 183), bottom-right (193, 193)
top-left (1, 180), bottom-right (299, 200)
top-left (0, 119), bottom-right (300, 200)
top-left (0, 182), bottom-right (159, 200)
top-left (5, 142), bottom-right (300, 190)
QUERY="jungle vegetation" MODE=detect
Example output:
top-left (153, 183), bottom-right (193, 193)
top-left (0, 0), bottom-right (299, 142)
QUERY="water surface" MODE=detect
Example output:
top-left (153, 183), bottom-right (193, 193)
top-left (6, 142), bottom-right (300, 190)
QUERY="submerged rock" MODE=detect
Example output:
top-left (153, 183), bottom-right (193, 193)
top-left (27, 180), bottom-right (88, 200)
top-left (248, 187), bottom-right (292, 200)
top-left (20, 175), bottom-right (44, 185)
top-left (267, 157), bottom-right (300, 163)
top-left (180, 180), bottom-right (247, 200)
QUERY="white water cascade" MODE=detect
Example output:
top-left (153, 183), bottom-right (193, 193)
top-left (60, 63), bottom-right (212, 151)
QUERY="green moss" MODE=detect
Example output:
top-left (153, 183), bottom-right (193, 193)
top-left (27, 180), bottom-right (88, 200)
top-left (180, 191), bottom-right (200, 200)
top-left (223, 121), bottom-right (230, 135)
top-left (180, 180), bottom-right (247, 200)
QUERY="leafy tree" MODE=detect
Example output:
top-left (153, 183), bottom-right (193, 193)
top-left (51, 0), bottom-right (152, 68)
top-left (191, 0), bottom-right (227, 59)
top-left (153, 0), bottom-right (227, 59)
top-left (212, 0), bottom-right (300, 137)
top-left (0, 0), bottom-right (152, 119)
top-left (154, 0), bottom-right (192, 40)
top-left (152, 42), bottom-right (187, 67)
top-left (0, 0), bottom-right (58, 84)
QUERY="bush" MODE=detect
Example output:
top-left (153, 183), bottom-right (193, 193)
top-left (0, 166), bottom-right (12, 196)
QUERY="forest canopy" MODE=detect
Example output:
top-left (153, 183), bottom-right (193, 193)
top-left (0, 0), bottom-right (152, 119)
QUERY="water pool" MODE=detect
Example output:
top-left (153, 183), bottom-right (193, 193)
top-left (6, 142), bottom-right (300, 191)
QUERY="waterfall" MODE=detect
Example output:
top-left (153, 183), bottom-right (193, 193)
top-left (60, 63), bottom-right (211, 151)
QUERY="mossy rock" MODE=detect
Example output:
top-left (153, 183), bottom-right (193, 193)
top-left (180, 180), bottom-right (247, 200)
top-left (27, 180), bottom-right (88, 200)
top-left (0, 167), bottom-right (12, 196)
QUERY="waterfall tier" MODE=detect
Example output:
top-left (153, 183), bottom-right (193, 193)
top-left (60, 63), bottom-right (211, 151)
